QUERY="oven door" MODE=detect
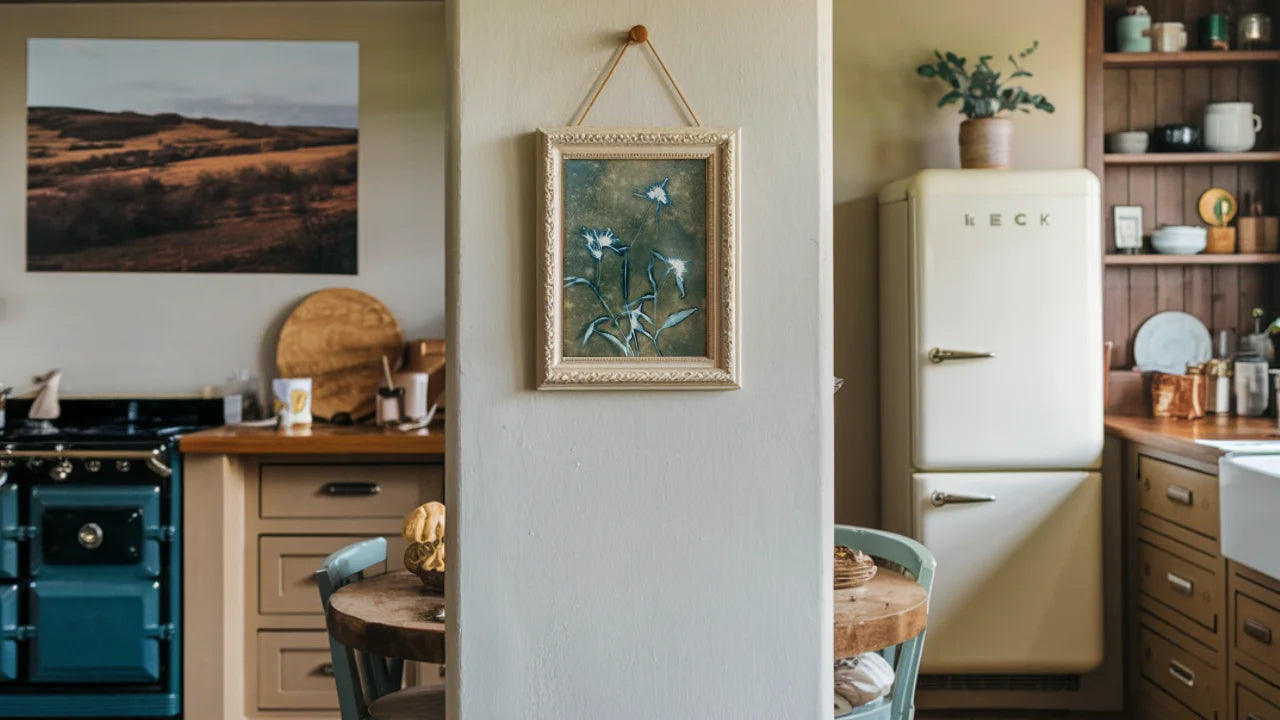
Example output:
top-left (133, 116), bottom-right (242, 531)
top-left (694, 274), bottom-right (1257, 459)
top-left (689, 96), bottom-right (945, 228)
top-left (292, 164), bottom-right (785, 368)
top-left (0, 483), bottom-right (17, 580)
top-left (30, 485), bottom-right (162, 578)
top-left (0, 583), bottom-right (15, 682)
top-left (28, 579), bottom-right (162, 683)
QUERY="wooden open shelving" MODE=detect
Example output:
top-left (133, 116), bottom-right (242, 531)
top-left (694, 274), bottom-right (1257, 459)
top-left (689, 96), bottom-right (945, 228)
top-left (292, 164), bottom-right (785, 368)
top-left (1105, 151), bottom-right (1280, 165)
top-left (1103, 50), bottom-right (1280, 68)
top-left (1104, 253), bottom-right (1280, 265)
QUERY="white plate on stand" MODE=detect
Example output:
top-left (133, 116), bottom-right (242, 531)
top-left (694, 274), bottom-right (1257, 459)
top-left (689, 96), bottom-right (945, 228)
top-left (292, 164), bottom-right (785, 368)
top-left (1133, 311), bottom-right (1213, 373)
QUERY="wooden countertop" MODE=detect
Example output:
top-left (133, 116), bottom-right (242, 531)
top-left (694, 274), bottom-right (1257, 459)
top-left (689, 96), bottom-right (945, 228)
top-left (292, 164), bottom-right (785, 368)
top-left (179, 421), bottom-right (444, 455)
top-left (1105, 414), bottom-right (1280, 465)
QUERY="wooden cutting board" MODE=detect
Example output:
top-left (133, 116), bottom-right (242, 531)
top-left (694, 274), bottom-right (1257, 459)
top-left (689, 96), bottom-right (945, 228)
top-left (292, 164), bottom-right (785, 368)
top-left (276, 288), bottom-right (404, 420)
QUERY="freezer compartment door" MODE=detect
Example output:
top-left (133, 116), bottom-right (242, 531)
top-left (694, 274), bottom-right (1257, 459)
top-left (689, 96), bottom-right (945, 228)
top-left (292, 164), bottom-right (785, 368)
top-left (911, 181), bottom-right (1102, 470)
top-left (914, 471), bottom-right (1103, 673)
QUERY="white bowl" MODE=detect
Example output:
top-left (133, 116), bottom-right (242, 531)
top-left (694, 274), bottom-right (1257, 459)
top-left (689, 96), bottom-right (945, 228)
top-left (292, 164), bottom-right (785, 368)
top-left (1152, 225), bottom-right (1207, 254)
top-left (1108, 131), bottom-right (1150, 154)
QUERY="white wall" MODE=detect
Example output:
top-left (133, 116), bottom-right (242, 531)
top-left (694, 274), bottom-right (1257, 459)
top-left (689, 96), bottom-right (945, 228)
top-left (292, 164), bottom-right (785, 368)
top-left (0, 2), bottom-right (445, 396)
top-left (446, 0), bottom-right (833, 718)
top-left (831, 0), bottom-right (1085, 526)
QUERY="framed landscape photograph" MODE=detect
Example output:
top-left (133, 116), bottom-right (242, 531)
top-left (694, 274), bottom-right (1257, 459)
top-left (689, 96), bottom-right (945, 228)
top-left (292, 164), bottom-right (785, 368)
top-left (26, 38), bottom-right (358, 273)
top-left (536, 127), bottom-right (739, 389)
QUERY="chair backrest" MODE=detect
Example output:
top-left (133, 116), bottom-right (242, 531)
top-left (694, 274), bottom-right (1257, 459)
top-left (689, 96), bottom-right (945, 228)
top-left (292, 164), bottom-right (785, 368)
top-left (316, 537), bottom-right (405, 720)
top-left (834, 525), bottom-right (936, 720)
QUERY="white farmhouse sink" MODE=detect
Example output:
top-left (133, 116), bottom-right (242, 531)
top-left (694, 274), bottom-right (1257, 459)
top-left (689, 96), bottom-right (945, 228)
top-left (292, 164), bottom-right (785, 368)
top-left (1220, 453), bottom-right (1280, 578)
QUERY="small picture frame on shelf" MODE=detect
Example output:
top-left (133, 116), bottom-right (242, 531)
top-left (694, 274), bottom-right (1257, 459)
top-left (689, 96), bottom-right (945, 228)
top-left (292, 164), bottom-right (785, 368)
top-left (1114, 205), bottom-right (1143, 253)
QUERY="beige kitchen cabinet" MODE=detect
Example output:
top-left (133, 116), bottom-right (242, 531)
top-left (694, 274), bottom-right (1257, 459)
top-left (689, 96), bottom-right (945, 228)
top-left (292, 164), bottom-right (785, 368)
top-left (181, 425), bottom-right (444, 720)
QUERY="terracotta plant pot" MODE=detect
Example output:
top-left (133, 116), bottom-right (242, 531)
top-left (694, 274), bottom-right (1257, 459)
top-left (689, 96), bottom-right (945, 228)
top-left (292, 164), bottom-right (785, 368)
top-left (959, 117), bottom-right (1013, 169)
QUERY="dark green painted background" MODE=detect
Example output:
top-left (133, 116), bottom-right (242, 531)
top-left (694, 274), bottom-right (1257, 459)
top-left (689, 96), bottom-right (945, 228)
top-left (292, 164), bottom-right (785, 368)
top-left (562, 157), bottom-right (708, 358)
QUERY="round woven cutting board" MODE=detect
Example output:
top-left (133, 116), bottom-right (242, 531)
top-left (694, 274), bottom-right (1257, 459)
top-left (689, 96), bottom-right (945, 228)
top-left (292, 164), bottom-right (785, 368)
top-left (276, 288), bottom-right (404, 421)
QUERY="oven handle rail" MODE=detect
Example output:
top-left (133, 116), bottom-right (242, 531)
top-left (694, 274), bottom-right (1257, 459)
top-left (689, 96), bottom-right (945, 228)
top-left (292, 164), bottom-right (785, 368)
top-left (2, 449), bottom-right (157, 460)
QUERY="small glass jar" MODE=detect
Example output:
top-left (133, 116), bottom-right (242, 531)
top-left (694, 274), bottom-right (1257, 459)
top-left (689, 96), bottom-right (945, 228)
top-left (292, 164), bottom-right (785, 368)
top-left (1240, 13), bottom-right (1273, 50)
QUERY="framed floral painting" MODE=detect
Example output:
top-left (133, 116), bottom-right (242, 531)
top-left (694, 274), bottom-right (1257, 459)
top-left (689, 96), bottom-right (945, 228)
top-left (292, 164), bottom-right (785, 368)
top-left (536, 127), bottom-right (739, 389)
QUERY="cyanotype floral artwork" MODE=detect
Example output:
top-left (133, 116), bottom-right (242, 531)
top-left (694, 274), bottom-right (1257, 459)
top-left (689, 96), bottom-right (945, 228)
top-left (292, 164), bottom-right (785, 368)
top-left (561, 158), bottom-right (708, 358)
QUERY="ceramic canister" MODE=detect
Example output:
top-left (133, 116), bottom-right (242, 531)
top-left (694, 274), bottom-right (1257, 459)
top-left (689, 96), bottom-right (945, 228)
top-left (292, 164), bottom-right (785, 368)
top-left (393, 372), bottom-right (431, 421)
top-left (1118, 12), bottom-right (1152, 52)
top-left (272, 377), bottom-right (312, 427)
top-left (1148, 21), bottom-right (1188, 52)
top-left (1205, 102), bottom-right (1262, 152)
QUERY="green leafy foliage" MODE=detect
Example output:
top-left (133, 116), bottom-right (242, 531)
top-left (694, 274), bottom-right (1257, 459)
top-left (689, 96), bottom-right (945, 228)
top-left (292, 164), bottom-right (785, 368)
top-left (916, 41), bottom-right (1054, 119)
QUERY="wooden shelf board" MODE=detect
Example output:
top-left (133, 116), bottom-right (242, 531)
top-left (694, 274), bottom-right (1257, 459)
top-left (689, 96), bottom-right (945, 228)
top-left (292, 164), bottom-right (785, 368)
top-left (1103, 50), bottom-right (1280, 67)
top-left (1104, 253), bottom-right (1280, 265)
top-left (1104, 151), bottom-right (1280, 165)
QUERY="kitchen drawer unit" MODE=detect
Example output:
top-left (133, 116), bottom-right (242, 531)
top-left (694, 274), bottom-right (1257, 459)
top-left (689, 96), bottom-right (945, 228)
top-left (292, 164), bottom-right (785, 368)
top-left (260, 463), bottom-right (442, 519)
top-left (1141, 624), bottom-right (1224, 720)
top-left (1140, 677), bottom-right (1208, 720)
top-left (1233, 667), bottom-right (1280, 720)
top-left (256, 630), bottom-right (339, 711)
top-left (1139, 527), bottom-right (1225, 642)
top-left (1139, 455), bottom-right (1220, 542)
top-left (258, 534), bottom-right (406, 615)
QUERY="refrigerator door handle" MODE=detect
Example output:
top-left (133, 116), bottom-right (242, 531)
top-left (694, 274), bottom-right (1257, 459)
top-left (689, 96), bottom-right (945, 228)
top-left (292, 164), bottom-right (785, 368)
top-left (930, 491), bottom-right (998, 507)
top-left (927, 348), bottom-right (996, 364)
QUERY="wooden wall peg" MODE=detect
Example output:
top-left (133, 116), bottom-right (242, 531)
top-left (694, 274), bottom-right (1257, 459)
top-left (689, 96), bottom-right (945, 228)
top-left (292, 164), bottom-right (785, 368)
top-left (629, 25), bottom-right (649, 43)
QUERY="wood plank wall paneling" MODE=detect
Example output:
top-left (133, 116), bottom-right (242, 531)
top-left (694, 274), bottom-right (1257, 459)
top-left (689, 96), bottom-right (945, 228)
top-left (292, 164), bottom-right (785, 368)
top-left (1099, 0), bottom-right (1279, 368)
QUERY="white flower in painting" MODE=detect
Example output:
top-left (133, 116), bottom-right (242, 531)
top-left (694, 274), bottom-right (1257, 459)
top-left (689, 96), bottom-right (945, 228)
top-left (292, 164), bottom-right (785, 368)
top-left (580, 228), bottom-right (619, 260)
top-left (666, 257), bottom-right (687, 280)
top-left (653, 252), bottom-right (690, 298)
top-left (634, 178), bottom-right (671, 214)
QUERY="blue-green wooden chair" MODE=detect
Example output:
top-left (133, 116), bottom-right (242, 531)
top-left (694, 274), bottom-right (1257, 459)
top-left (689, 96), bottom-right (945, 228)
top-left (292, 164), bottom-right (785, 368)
top-left (833, 526), bottom-right (936, 720)
top-left (316, 537), bottom-right (445, 720)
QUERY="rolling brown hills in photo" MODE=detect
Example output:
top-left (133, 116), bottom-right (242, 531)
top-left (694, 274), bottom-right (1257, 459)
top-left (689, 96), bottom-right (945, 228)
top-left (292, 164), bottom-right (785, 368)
top-left (27, 107), bottom-right (358, 273)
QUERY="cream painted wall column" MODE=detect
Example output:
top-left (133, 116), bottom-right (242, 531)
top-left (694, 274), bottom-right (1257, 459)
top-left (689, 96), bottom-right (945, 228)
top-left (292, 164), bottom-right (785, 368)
top-left (832, 0), bottom-right (1085, 526)
top-left (447, 1), bottom-right (833, 718)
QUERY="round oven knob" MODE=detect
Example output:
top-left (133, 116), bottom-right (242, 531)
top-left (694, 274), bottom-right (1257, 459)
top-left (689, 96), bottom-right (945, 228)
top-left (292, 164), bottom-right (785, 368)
top-left (83, 460), bottom-right (101, 473)
top-left (49, 460), bottom-right (73, 482)
top-left (77, 522), bottom-right (104, 549)
top-left (115, 460), bottom-right (131, 472)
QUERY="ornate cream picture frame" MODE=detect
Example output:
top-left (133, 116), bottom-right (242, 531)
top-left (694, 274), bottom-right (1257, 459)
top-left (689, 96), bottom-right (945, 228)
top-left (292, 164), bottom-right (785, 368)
top-left (537, 127), bottom-right (740, 390)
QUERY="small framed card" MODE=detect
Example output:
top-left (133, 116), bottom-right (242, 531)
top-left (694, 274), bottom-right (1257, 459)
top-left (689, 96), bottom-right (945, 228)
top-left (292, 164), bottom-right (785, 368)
top-left (1113, 205), bottom-right (1144, 252)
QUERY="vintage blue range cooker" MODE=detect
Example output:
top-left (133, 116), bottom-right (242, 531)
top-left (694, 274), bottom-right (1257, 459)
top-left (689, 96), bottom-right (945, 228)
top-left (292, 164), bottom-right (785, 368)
top-left (0, 398), bottom-right (231, 717)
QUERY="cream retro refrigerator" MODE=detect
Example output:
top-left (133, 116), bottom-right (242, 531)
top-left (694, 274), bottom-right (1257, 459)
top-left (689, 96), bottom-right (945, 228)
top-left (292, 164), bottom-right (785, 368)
top-left (878, 171), bottom-right (1106, 689)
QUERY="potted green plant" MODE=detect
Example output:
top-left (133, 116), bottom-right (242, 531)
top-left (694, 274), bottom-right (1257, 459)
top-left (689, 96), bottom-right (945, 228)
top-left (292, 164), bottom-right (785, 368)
top-left (917, 42), bottom-right (1054, 169)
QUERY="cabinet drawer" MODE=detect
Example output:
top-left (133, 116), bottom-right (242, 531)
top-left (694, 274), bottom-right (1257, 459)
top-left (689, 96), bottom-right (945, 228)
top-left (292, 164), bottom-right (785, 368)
top-left (1236, 593), bottom-right (1280, 678)
top-left (1237, 683), bottom-right (1280, 720)
top-left (259, 535), bottom-right (408, 615)
top-left (1139, 532), bottom-right (1222, 634)
top-left (257, 631), bottom-right (338, 710)
top-left (1140, 625), bottom-right (1222, 720)
top-left (260, 463), bottom-right (442, 519)
top-left (1139, 455), bottom-right (1219, 540)
top-left (1140, 678), bottom-right (1204, 720)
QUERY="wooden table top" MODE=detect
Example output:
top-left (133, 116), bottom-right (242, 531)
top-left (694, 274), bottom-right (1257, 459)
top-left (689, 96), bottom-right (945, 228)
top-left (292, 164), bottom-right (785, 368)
top-left (1105, 413), bottom-right (1280, 465)
top-left (326, 570), bottom-right (445, 664)
top-left (833, 571), bottom-right (929, 659)
top-left (180, 421), bottom-right (444, 455)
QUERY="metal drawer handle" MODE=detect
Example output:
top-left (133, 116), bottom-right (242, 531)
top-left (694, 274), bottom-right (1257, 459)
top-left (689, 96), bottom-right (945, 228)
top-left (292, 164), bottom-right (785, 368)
top-left (931, 492), bottom-right (997, 507)
top-left (1165, 485), bottom-right (1194, 506)
top-left (1166, 572), bottom-right (1194, 596)
top-left (928, 348), bottom-right (995, 364)
top-left (1244, 618), bottom-right (1273, 645)
top-left (318, 663), bottom-right (335, 677)
top-left (77, 522), bottom-right (103, 550)
top-left (323, 482), bottom-right (381, 496)
top-left (1168, 659), bottom-right (1195, 688)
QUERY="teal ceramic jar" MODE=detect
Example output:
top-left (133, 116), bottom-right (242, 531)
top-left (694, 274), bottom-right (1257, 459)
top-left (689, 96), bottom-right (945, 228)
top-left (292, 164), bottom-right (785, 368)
top-left (1118, 13), bottom-right (1153, 52)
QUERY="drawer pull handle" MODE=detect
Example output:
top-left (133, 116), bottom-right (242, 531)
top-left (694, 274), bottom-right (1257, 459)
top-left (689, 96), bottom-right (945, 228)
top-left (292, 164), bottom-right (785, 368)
top-left (1168, 659), bottom-right (1195, 688)
top-left (318, 662), bottom-right (335, 676)
top-left (1165, 485), bottom-right (1193, 506)
top-left (1244, 618), bottom-right (1273, 645)
top-left (1166, 572), bottom-right (1194, 596)
top-left (323, 482), bottom-right (381, 496)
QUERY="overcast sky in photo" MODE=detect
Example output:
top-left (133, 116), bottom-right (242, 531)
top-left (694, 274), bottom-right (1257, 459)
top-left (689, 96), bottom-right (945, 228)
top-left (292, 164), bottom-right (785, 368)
top-left (28, 38), bottom-right (359, 128)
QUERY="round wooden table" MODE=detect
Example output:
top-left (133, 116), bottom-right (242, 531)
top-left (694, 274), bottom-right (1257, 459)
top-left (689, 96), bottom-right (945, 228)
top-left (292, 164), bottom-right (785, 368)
top-left (833, 571), bottom-right (928, 658)
top-left (326, 570), bottom-right (446, 663)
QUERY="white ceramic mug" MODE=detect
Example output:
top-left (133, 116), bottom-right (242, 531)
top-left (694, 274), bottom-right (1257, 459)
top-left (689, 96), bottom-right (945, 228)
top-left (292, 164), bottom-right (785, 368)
top-left (1146, 21), bottom-right (1188, 52)
top-left (272, 377), bottom-right (313, 427)
top-left (1205, 102), bottom-right (1263, 152)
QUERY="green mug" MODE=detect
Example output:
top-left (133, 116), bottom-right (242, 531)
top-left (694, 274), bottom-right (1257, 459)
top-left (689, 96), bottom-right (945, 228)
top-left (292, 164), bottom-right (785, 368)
top-left (1200, 13), bottom-right (1230, 50)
